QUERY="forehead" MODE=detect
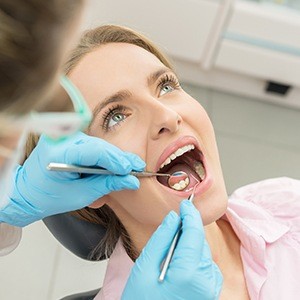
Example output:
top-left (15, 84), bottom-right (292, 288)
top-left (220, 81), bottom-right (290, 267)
top-left (69, 43), bottom-right (166, 109)
top-left (70, 43), bottom-right (165, 84)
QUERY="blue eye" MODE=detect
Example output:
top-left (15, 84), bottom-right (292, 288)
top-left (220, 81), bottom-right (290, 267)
top-left (160, 84), bottom-right (175, 96)
top-left (102, 105), bottom-right (129, 131)
top-left (108, 112), bottom-right (127, 128)
top-left (158, 74), bottom-right (181, 96)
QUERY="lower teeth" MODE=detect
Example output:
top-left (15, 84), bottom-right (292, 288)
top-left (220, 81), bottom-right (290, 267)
top-left (171, 178), bottom-right (190, 191)
top-left (194, 161), bottom-right (205, 180)
top-left (168, 171), bottom-right (190, 191)
top-left (162, 161), bottom-right (205, 191)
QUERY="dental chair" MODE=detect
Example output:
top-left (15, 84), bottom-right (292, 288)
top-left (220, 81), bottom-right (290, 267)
top-left (43, 213), bottom-right (107, 300)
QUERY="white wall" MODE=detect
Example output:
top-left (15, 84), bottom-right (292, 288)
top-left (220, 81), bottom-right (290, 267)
top-left (1, 83), bottom-right (299, 299)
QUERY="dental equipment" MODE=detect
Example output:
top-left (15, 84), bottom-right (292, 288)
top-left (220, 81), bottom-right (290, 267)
top-left (158, 178), bottom-right (199, 282)
top-left (47, 162), bottom-right (171, 178)
top-left (48, 164), bottom-right (193, 192)
top-left (158, 192), bottom-right (194, 282)
top-left (167, 171), bottom-right (190, 191)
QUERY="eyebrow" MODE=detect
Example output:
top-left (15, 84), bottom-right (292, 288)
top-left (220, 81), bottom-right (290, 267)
top-left (147, 67), bottom-right (172, 87)
top-left (91, 67), bottom-right (173, 124)
top-left (92, 90), bottom-right (132, 122)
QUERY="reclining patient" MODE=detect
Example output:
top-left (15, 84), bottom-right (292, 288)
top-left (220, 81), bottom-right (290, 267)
top-left (29, 25), bottom-right (300, 299)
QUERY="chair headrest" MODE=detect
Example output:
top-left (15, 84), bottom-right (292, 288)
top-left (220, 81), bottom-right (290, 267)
top-left (43, 213), bottom-right (107, 261)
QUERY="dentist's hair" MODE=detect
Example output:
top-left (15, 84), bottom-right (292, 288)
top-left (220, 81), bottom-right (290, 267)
top-left (0, 0), bottom-right (83, 115)
top-left (65, 24), bottom-right (175, 260)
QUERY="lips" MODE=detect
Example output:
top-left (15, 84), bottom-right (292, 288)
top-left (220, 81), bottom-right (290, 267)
top-left (155, 136), bottom-right (209, 195)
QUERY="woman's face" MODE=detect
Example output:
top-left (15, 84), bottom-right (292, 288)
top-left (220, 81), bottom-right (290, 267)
top-left (69, 42), bottom-right (228, 235)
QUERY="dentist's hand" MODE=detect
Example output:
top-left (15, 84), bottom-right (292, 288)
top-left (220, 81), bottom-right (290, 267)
top-left (0, 132), bottom-right (145, 227)
top-left (122, 200), bottom-right (223, 300)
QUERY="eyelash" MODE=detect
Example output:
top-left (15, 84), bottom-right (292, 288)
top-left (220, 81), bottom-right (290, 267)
top-left (101, 104), bottom-right (128, 132)
top-left (157, 74), bottom-right (181, 93)
top-left (101, 74), bottom-right (181, 132)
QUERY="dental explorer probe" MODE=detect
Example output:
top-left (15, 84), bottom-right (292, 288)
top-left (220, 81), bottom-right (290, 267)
top-left (158, 190), bottom-right (195, 282)
top-left (47, 162), bottom-right (171, 178)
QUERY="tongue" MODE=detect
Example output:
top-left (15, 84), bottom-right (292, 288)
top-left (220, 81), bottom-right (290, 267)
top-left (157, 163), bottom-right (200, 189)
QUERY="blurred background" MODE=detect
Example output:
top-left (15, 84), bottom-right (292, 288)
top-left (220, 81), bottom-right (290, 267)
top-left (1, 0), bottom-right (300, 298)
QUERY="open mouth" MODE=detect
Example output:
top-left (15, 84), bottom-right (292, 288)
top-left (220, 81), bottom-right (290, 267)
top-left (156, 144), bottom-right (206, 193)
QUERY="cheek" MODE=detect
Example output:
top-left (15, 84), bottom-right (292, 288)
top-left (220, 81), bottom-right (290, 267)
top-left (109, 184), bottom-right (172, 226)
top-left (89, 121), bottom-right (147, 159)
top-left (184, 97), bottom-right (215, 139)
top-left (184, 97), bottom-right (223, 174)
top-left (192, 100), bottom-right (210, 123)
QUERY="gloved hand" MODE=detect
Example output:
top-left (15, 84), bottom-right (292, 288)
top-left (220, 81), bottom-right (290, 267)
top-left (122, 200), bottom-right (223, 300)
top-left (0, 132), bottom-right (145, 227)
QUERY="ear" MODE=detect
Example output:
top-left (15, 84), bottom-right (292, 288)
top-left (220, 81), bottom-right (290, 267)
top-left (88, 194), bottom-right (110, 209)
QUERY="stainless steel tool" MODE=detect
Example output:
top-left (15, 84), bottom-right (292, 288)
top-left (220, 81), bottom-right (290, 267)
top-left (158, 191), bottom-right (195, 282)
top-left (47, 162), bottom-right (171, 178)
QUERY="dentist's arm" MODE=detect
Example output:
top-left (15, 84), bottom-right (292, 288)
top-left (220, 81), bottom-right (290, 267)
top-left (122, 200), bottom-right (223, 300)
top-left (0, 132), bottom-right (145, 227)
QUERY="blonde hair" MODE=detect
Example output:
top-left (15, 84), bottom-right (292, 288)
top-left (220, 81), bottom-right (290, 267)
top-left (0, 0), bottom-right (83, 115)
top-left (64, 25), bottom-right (172, 75)
top-left (26, 24), bottom-right (174, 260)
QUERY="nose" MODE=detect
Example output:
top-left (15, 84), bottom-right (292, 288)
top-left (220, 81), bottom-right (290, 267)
top-left (149, 102), bottom-right (182, 140)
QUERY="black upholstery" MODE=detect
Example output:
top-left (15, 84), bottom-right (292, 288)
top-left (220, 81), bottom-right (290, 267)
top-left (60, 288), bottom-right (101, 300)
top-left (43, 213), bottom-right (107, 299)
top-left (43, 212), bottom-right (107, 260)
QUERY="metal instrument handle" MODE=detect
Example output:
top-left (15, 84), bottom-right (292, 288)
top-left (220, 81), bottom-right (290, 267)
top-left (47, 162), bottom-right (170, 177)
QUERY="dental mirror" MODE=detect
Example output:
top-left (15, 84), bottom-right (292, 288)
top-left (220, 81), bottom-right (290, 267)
top-left (167, 171), bottom-right (190, 191)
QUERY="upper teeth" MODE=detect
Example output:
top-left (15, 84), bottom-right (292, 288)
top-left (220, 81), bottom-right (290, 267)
top-left (159, 144), bottom-right (195, 169)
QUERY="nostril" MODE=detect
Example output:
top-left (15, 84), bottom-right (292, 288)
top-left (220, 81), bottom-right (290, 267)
top-left (158, 128), bottom-right (167, 135)
top-left (177, 114), bottom-right (182, 125)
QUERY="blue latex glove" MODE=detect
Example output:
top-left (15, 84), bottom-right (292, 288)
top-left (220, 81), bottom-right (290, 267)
top-left (122, 200), bottom-right (223, 300)
top-left (0, 132), bottom-right (145, 227)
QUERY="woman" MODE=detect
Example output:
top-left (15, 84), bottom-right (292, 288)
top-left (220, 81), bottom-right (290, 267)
top-left (1, 2), bottom-right (219, 298)
top-left (1, 1), bottom-right (215, 297)
top-left (60, 25), bottom-right (300, 299)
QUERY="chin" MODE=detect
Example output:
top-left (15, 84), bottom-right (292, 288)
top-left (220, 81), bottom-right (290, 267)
top-left (193, 180), bottom-right (228, 225)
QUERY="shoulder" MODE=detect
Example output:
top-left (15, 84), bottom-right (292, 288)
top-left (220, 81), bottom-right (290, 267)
top-left (0, 223), bottom-right (22, 256)
top-left (230, 177), bottom-right (300, 222)
top-left (230, 177), bottom-right (300, 201)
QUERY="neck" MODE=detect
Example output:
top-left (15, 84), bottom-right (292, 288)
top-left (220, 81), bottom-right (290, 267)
top-left (124, 213), bottom-right (248, 297)
top-left (127, 217), bottom-right (241, 266)
top-left (205, 219), bottom-right (242, 274)
top-left (125, 222), bottom-right (156, 261)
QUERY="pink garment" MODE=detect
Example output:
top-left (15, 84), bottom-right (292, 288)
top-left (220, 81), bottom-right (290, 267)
top-left (95, 177), bottom-right (300, 300)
